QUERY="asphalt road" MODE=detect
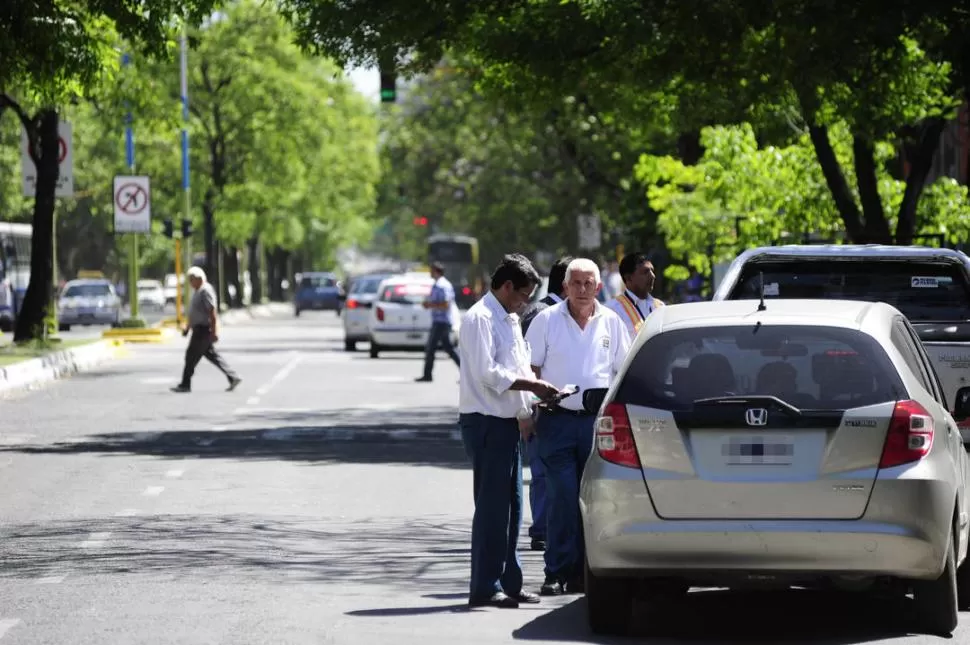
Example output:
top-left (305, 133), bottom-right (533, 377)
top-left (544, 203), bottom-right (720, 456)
top-left (0, 312), bottom-right (964, 644)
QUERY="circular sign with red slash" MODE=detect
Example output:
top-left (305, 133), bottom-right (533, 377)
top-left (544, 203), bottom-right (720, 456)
top-left (25, 137), bottom-right (68, 164)
top-left (115, 182), bottom-right (149, 215)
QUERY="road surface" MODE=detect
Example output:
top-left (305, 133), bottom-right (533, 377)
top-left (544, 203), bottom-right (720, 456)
top-left (0, 312), bottom-right (963, 644)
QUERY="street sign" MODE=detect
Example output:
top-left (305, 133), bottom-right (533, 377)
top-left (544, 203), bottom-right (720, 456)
top-left (577, 214), bottom-right (602, 250)
top-left (113, 175), bottom-right (152, 234)
top-left (21, 121), bottom-right (74, 198)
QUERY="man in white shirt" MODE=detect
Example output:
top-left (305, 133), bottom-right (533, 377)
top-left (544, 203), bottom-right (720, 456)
top-left (458, 253), bottom-right (561, 609)
top-left (605, 252), bottom-right (664, 338)
top-left (525, 258), bottom-right (631, 596)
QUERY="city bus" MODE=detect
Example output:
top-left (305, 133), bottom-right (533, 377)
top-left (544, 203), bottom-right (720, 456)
top-left (0, 222), bottom-right (31, 331)
top-left (428, 233), bottom-right (482, 309)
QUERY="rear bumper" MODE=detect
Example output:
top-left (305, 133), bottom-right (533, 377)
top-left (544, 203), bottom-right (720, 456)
top-left (295, 298), bottom-right (340, 310)
top-left (58, 310), bottom-right (118, 325)
top-left (581, 457), bottom-right (954, 582)
top-left (372, 329), bottom-right (428, 348)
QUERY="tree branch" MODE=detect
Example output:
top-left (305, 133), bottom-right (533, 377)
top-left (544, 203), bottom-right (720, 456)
top-left (851, 134), bottom-right (891, 242)
top-left (0, 93), bottom-right (36, 146)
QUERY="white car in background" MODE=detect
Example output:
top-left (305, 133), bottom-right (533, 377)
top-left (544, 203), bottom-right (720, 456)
top-left (367, 273), bottom-right (460, 359)
top-left (137, 279), bottom-right (166, 311)
top-left (342, 272), bottom-right (392, 351)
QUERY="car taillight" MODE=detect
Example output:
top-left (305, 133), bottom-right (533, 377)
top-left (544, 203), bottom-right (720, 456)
top-left (346, 299), bottom-right (358, 309)
top-left (376, 306), bottom-right (385, 322)
top-left (596, 402), bottom-right (640, 468)
top-left (879, 399), bottom-right (934, 468)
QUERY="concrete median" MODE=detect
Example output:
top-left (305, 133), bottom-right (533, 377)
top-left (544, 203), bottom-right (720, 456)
top-left (0, 339), bottom-right (128, 397)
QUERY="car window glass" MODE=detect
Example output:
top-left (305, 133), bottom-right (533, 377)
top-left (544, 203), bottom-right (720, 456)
top-left (890, 320), bottom-right (934, 396)
top-left (615, 325), bottom-right (907, 411)
top-left (380, 283), bottom-right (430, 304)
top-left (63, 284), bottom-right (112, 297)
top-left (901, 319), bottom-right (948, 408)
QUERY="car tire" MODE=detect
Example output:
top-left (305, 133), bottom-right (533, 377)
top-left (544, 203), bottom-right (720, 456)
top-left (912, 530), bottom-right (959, 635)
top-left (585, 557), bottom-right (634, 636)
top-left (58, 323), bottom-right (70, 332)
top-left (345, 339), bottom-right (356, 352)
top-left (294, 308), bottom-right (301, 317)
top-left (369, 343), bottom-right (380, 359)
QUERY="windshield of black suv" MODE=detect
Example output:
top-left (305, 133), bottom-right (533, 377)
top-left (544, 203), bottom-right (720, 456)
top-left (729, 260), bottom-right (970, 322)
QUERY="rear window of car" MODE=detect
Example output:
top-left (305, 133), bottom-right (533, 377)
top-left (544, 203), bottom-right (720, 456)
top-left (352, 277), bottom-right (386, 294)
top-left (300, 275), bottom-right (336, 288)
top-left (614, 325), bottom-right (906, 411)
top-left (63, 283), bottom-right (112, 298)
top-left (728, 260), bottom-right (970, 322)
top-left (380, 283), bottom-right (431, 304)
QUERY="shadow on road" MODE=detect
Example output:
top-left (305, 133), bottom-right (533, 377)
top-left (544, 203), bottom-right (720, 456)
top-left (0, 514), bottom-right (487, 591)
top-left (0, 406), bottom-right (471, 468)
top-left (512, 591), bottom-right (921, 644)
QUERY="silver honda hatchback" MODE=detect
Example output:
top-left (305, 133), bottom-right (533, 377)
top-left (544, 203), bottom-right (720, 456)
top-left (580, 298), bottom-right (970, 636)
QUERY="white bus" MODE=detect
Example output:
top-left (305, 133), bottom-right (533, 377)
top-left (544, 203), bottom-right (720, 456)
top-left (0, 222), bottom-right (32, 331)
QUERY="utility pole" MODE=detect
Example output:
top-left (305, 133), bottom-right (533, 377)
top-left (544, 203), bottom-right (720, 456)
top-left (123, 52), bottom-right (140, 321)
top-left (179, 28), bottom-right (192, 323)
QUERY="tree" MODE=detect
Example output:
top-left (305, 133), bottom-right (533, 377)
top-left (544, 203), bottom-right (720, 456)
top-left (0, 0), bottom-right (220, 340)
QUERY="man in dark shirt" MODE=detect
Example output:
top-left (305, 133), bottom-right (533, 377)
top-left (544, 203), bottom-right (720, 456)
top-left (519, 255), bottom-right (571, 551)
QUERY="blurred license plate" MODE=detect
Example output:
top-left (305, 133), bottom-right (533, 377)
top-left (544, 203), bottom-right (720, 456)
top-left (722, 435), bottom-right (794, 466)
top-left (406, 332), bottom-right (423, 340)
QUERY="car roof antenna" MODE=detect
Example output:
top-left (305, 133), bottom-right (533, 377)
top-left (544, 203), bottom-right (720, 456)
top-left (757, 271), bottom-right (767, 312)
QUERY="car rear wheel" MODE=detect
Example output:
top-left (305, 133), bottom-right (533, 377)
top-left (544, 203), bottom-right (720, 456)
top-left (585, 558), bottom-right (633, 636)
top-left (957, 527), bottom-right (970, 611)
top-left (344, 339), bottom-right (356, 352)
top-left (294, 308), bottom-right (301, 317)
top-left (912, 531), bottom-right (959, 634)
top-left (369, 343), bottom-right (380, 359)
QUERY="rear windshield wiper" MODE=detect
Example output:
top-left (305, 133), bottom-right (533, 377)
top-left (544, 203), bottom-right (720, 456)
top-left (691, 395), bottom-right (803, 416)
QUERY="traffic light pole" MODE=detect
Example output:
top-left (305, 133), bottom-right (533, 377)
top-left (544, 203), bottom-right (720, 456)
top-left (180, 28), bottom-right (192, 321)
top-left (174, 237), bottom-right (183, 326)
top-left (123, 52), bottom-right (140, 322)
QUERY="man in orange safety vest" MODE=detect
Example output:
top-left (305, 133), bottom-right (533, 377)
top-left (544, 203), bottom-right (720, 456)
top-left (604, 252), bottom-right (664, 337)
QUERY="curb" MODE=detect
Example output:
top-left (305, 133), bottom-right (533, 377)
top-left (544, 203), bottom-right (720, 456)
top-left (0, 339), bottom-right (127, 397)
top-left (221, 302), bottom-right (294, 325)
top-left (258, 427), bottom-right (463, 442)
top-left (102, 327), bottom-right (177, 344)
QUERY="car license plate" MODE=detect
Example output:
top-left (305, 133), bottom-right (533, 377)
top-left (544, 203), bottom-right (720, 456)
top-left (721, 435), bottom-right (794, 466)
top-left (406, 332), bottom-right (423, 340)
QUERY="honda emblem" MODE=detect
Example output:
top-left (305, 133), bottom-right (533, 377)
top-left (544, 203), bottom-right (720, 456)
top-left (745, 408), bottom-right (768, 426)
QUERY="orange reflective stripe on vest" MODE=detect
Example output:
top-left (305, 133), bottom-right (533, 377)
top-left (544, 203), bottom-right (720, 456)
top-left (616, 294), bottom-right (643, 333)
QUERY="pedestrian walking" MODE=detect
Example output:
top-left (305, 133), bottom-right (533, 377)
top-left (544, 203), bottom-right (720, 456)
top-left (458, 253), bottom-right (563, 608)
top-left (605, 252), bottom-right (664, 338)
top-left (524, 258), bottom-right (631, 596)
top-left (171, 266), bottom-right (241, 393)
top-left (416, 262), bottom-right (460, 382)
top-left (518, 255), bottom-right (572, 552)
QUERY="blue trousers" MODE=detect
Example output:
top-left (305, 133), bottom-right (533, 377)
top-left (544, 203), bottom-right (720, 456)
top-left (422, 321), bottom-right (460, 378)
top-left (459, 413), bottom-right (524, 600)
top-left (522, 435), bottom-right (547, 539)
top-left (535, 411), bottom-right (595, 581)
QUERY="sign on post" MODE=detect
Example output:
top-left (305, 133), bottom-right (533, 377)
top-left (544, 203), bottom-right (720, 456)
top-left (577, 214), bottom-right (602, 250)
top-left (21, 122), bottom-right (74, 198)
top-left (113, 175), bottom-right (152, 234)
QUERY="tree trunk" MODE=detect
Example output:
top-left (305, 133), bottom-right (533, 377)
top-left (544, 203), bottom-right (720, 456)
top-left (223, 245), bottom-right (242, 308)
top-left (851, 135), bottom-right (893, 243)
top-left (267, 248), bottom-right (289, 301)
top-left (202, 190), bottom-right (218, 298)
top-left (14, 109), bottom-right (59, 342)
top-left (806, 125), bottom-right (868, 243)
top-left (247, 237), bottom-right (262, 304)
top-left (677, 131), bottom-right (704, 165)
top-left (895, 118), bottom-right (946, 245)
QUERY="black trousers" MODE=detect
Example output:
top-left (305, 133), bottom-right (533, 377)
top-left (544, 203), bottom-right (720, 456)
top-left (421, 321), bottom-right (460, 378)
top-left (180, 325), bottom-right (237, 387)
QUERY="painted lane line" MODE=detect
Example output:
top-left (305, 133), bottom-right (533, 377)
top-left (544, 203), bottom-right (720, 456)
top-left (143, 486), bottom-right (165, 497)
top-left (258, 353), bottom-right (303, 398)
top-left (115, 509), bottom-right (141, 517)
top-left (165, 469), bottom-right (184, 479)
top-left (0, 619), bottom-right (21, 639)
top-left (36, 574), bottom-right (67, 585)
top-left (80, 532), bottom-right (111, 548)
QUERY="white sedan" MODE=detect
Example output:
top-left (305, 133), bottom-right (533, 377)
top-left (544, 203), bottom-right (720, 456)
top-left (367, 274), bottom-right (460, 359)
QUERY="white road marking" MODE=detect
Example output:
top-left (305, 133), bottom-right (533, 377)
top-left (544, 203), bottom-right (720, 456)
top-left (256, 353), bottom-right (303, 398)
top-left (80, 532), bottom-right (111, 548)
top-left (165, 469), bottom-right (184, 479)
top-left (36, 574), bottom-right (67, 585)
top-left (143, 486), bottom-right (165, 497)
top-left (210, 425), bottom-right (229, 431)
top-left (246, 396), bottom-right (260, 406)
top-left (0, 619), bottom-right (20, 639)
top-left (0, 433), bottom-right (34, 446)
top-left (365, 376), bottom-right (413, 383)
top-left (234, 407), bottom-right (315, 416)
top-left (115, 509), bottom-right (141, 517)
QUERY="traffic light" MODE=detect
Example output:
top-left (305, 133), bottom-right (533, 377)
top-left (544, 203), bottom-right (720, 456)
top-left (413, 216), bottom-right (428, 226)
top-left (380, 72), bottom-right (396, 103)
top-left (181, 218), bottom-right (193, 238)
top-left (163, 219), bottom-right (174, 239)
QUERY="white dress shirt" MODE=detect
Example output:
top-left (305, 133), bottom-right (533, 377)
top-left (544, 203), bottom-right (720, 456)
top-left (458, 291), bottom-right (534, 419)
top-left (525, 300), bottom-right (631, 411)
top-left (605, 290), bottom-right (658, 338)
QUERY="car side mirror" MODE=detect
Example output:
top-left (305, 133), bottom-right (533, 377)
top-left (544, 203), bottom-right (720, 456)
top-left (582, 388), bottom-right (609, 415)
top-left (954, 386), bottom-right (970, 424)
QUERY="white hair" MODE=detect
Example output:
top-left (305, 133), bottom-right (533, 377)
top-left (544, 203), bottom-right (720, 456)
top-left (186, 266), bottom-right (206, 282)
top-left (564, 258), bottom-right (601, 285)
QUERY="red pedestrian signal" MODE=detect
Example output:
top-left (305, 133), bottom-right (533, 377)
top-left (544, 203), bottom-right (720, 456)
top-left (413, 216), bottom-right (428, 226)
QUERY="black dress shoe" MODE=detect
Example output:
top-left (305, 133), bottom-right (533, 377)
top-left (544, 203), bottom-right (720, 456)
top-left (539, 579), bottom-right (564, 596)
top-left (510, 590), bottom-right (541, 604)
top-left (530, 537), bottom-right (546, 551)
top-left (415, 376), bottom-right (433, 382)
top-left (468, 592), bottom-right (519, 608)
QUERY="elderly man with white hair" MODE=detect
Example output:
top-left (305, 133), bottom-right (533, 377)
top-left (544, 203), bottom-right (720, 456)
top-left (523, 257), bottom-right (631, 596)
top-left (171, 266), bottom-right (241, 393)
